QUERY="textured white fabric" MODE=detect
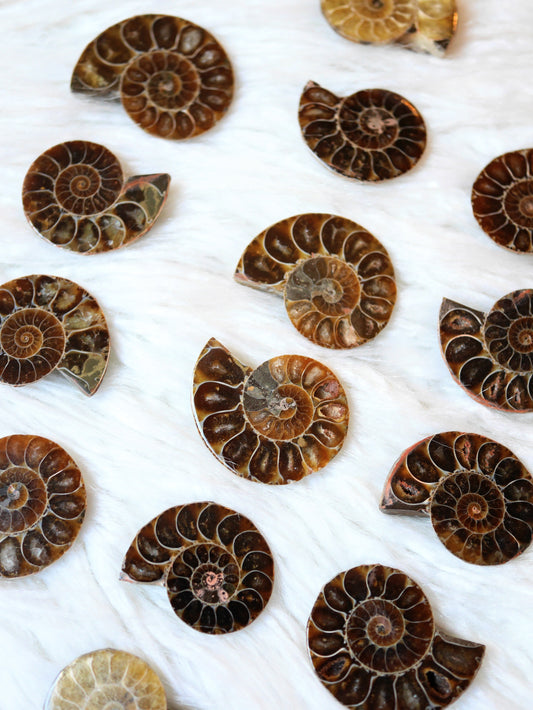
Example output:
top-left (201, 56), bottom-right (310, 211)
top-left (1, 1), bottom-right (532, 708)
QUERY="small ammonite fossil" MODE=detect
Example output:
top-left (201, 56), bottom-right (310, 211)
top-left (71, 14), bottom-right (234, 140)
top-left (381, 432), bottom-right (533, 565)
top-left (235, 214), bottom-right (396, 348)
top-left (0, 435), bottom-right (86, 579)
top-left (192, 338), bottom-right (349, 484)
top-left (22, 140), bottom-right (170, 254)
top-left (122, 502), bottom-right (274, 634)
top-left (0, 274), bottom-right (109, 395)
top-left (299, 83), bottom-right (426, 182)
top-left (308, 564), bottom-right (484, 709)
top-left (440, 289), bottom-right (533, 412)
top-left (44, 648), bottom-right (166, 710)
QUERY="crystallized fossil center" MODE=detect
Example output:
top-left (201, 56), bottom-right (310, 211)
top-left (0, 309), bottom-right (65, 361)
top-left (56, 165), bottom-right (103, 213)
top-left (508, 317), bottom-right (533, 357)
top-left (286, 256), bottom-right (360, 318)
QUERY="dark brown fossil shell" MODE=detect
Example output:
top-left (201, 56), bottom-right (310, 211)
top-left (299, 83), bottom-right (426, 182)
top-left (121, 502), bottom-right (274, 634)
top-left (0, 274), bottom-right (109, 395)
top-left (235, 213), bottom-right (396, 348)
top-left (0, 435), bottom-right (86, 578)
top-left (192, 338), bottom-right (349, 484)
top-left (22, 141), bottom-right (170, 254)
top-left (71, 15), bottom-right (234, 140)
top-left (440, 290), bottom-right (533, 412)
top-left (381, 432), bottom-right (533, 565)
top-left (308, 564), bottom-right (484, 709)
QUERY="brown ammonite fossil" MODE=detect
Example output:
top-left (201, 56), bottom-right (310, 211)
top-left (71, 15), bottom-right (234, 140)
top-left (0, 275), bottom-right (109, 395)
top-left (440, 289), bottom-right (533, 412)
top-left (22, 141), bottom-right (170, 254)
top-left (0, 435), bottom-right (86, 579)
top-left (121, 502), bottom-right (274, 634)
top-left (299, 83), bottom-right (426, 182)
top-left (308, 564), bottom-right (484, 710)
top-left (192, 338), bottom-right (349, 484)
top-left (235, 214), bottom-right (396, 348)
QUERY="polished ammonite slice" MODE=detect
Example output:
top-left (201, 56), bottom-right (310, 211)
top-left (308, 564), bottom-right (484, 709)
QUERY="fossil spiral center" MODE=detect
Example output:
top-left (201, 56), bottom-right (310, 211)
top-left (0, 309), bottom-right (65, 361)
top-left (148, 70), bottom-right (183, 103)
top-left (0, 467), bottom-right (47, 533)
top-left (432, 471), bottom-right (505, 534)
top-left (286, 256), bottom-right (360, 318)
top-left (509, 316), bottom-right (533, 354)
top-left (56, 164), bottom-right (101, 214)
top-left (504, 180), bottom-right (533, 227)
top-left (126, 50), bottom-right (200, 112)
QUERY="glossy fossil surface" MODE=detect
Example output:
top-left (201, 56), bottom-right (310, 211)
top-left (22, 140), bottom-right (170, 254)
top-left (122, 502), bottom-right (274, 634)
top-left (308, 564), bottom-right (484, 709)
top-left (440, 289), bottom-right (533, 411)
top-left (299, 83), bottom-right (426, 182)
top-left (192, 338), bottom-right (349, 484)
top-left (0, 435), bottom-right (86, 578)
top-left (381, 432), bottom-right (533, 565)
top-left (235, 214), bottom-right (396, 348)
top-left (71, 14), bottom-right (234, 139)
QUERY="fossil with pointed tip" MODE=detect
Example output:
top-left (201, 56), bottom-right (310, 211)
top-left (308, 564), bottom-right (484, 709)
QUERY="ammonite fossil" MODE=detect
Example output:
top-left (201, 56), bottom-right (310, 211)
top-left (440, 289), bottom-right (533, 412)
top-left (381, 432), bottom-right (533, 565)
top-left (308, 564), bottom-right (484, 710)
top-left (192, 339), bottom-right (349, 484)
top-left (44, 648), bottom-right (166, 709)
top-left (122, 502), bottom-right (274, 634)
top-left (321, 0), bottom-right (457, 57)
top-left (22, 141), bottom-right (170, 254)
top-left (0, 274), bottom-right (109, 395)
top-left (71, 15), bottom-right (234, 140)
top-left (235, 214), bottom-right (396, 348)
top-left (0, 435), bottom-right (86, 579)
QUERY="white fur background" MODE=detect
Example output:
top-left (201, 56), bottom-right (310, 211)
top-left (1, 1), bottom-right (532, 708)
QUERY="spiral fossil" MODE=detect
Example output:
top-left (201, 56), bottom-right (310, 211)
top-left (192, 339), bottom-right (349, 484)
top-left (308, 564), bottom-right (484, 709)
top-left (71, 14), bottom-right (234, 139)
top-left (0, 274), bottom-right (109, 395)
top-left (122, 502), bottom-right (274, 634)
top-left (22, 141), bottom-right (170, 254)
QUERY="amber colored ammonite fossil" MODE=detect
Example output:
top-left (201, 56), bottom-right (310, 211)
top-left (0, 275), bottom-right (109, 395)
top-left (122, 501), bottom-right (274, 634)
top-left (22, 140), bottom-right (170, 254)
top-left (381, 432), bottom-right (533, 565)
top-left (299, 83), bottom-right (426, 182)
top-left (71, 14), bottom-right (234, 140)
top-left (192, 338), bottom-right (349, 484)
top-left (440, 289), bottom-right (533, 412)
top-left (235, 214), bottom-right (396, 348)
top-left (308, 564), bottom-right (484, 710)
top-left (44, 648), bottom-right (167, 710)
top-left (0, 435), bottom-right (86, 579)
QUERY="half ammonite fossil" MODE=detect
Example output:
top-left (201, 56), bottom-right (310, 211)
top-left (0, 274), bottom-right (110, 395)
top-left (193, 338), bottom-right (349, 484)
top-left (22, 141), bottom-right (170, 254)
top-left (71, 14), bottom-right (234, 139)
top-left (44, 648), bottom-right (167, 709)
top-left (381, 432), bottom-right (533, 565)
top-left (308, 564), bottom-right (484, 709)
top-left (235, 214), bottom-right (396, 348)
top-left (0, 435), bottom-right (86, 578)
top-left (121, 502), bottom-right (274, 634)
top-left (299, 83), bottom-right (426, 182)
top-left (440, 289), bottom-right (533, 412)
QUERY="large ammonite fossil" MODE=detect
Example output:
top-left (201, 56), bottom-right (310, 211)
top-left (440, 289), bottom-right (533, 412)
top-left (235, 214), bottom-right (396, 348)
top-left (44, 648), bottom-right (167, 710)
top-left (381, 432), bottom-right (533, 565)
top-left (308, 564), bottom-right (484, 710)
top-left (0, 274), bottom-right (110, 395)
top-left (121, 502), bottom-right (274, 634)
top-left (0, 435), bottom-right (86, 579)
top-left (71, 14), bottom-right (234, 140)
top-left (192, 338), bottom-right (349, 484)
top-left (22, 140), bottom-right (170, 254)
